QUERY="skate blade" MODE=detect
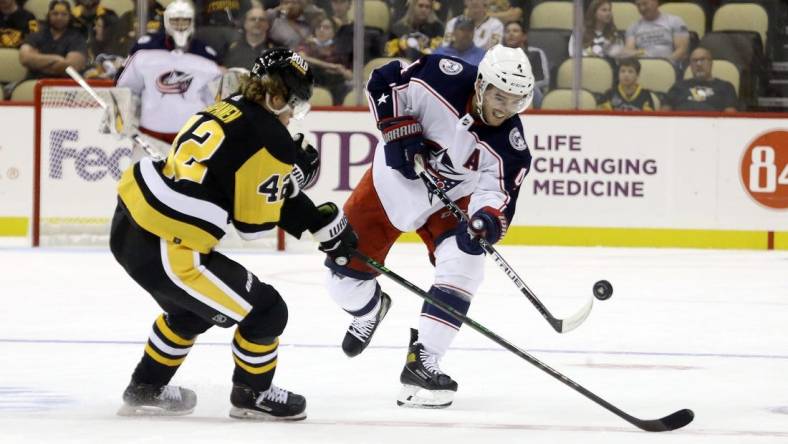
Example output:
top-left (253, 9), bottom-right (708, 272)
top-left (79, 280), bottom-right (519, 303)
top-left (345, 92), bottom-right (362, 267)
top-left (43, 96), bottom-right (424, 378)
top-left (117, 404), bottom-right (194, 417)
top-left (229, 406), bottom-right (306, 421)
top-left (396, 384), bottom-right (454, 409)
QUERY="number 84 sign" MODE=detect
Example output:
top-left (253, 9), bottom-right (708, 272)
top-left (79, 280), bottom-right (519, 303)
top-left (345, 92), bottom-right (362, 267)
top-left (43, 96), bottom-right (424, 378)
top-left (741, 130), bottom-right (788, 210)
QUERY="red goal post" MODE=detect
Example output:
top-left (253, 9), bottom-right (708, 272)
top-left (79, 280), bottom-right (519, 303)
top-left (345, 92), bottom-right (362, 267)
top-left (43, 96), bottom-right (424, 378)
top-left (32, 78), bottom-right (286, 250)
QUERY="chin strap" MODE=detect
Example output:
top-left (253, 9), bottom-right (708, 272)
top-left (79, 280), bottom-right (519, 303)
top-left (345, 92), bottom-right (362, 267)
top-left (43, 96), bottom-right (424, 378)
top-left (265, 93), bottom-right (291, 116)
top-left (474, 80), bottom-right (491, 126)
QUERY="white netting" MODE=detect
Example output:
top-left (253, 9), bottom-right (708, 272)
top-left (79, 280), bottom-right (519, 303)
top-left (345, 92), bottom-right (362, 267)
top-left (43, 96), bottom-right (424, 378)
top-left (36, 80), bottom-right (300, 251)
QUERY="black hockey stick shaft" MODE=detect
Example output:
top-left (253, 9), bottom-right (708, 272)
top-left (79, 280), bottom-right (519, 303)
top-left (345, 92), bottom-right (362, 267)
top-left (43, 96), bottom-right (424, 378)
top-left (355, 251), bottom-right (693, 432)
top-left (415, 165), bottom-right (591, 333)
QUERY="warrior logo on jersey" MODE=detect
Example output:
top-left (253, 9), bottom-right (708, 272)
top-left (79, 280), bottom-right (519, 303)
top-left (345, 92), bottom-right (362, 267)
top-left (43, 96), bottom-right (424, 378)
top-left (509, 128), bottom-right (527, 151)
top-left (156, 70), bottom-right (194, 95)
top-left (439, 58), bottom-right (463, 76)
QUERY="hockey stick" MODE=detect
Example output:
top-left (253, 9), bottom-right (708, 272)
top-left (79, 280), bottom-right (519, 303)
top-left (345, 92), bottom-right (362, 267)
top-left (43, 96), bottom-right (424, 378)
top-left (413, 158), bottom-right (592, 333)
top-left (65, 66), bottom-right (164, 161)
top-left (353, 250), bottom-right (694, 432)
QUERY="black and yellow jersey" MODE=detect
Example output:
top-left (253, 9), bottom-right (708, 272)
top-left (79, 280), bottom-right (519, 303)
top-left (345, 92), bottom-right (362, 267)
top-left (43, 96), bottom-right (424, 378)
top-left (597, 84), bottom-right (655, 112)
top-left (118, 94), bottom-right (301, 254)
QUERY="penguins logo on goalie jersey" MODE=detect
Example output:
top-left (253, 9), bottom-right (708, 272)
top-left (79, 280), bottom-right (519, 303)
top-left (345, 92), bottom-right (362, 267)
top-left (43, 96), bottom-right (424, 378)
top-left (117, 95), bottom-right (297, 253)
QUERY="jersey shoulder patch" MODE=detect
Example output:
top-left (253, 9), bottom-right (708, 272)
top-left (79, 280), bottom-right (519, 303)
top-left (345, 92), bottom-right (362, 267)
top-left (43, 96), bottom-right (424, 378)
top-left (411, 55), bottom-right (477, 115)
top-left (438, 58), bottom-right (464, 76)
top-left (508, 126), bottom-right (527, 151)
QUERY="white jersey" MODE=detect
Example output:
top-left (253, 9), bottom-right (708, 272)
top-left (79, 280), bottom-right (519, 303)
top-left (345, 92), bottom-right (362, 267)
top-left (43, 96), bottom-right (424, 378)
top-left (443, 15), bottom-right (503, 50)
top-left (117, 49), bottom-right (222, 134)
top-left (366, 55), bottom-right (531, 232)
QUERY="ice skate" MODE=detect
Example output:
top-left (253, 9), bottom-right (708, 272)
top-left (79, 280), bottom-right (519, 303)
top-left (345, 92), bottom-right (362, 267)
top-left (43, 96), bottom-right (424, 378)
top-left (229, 384), bottom-right (306, 421)
top-left (342, 292), bottom-right (391, 357)
top-left (117, 382), bottom-right (197, 416)
top-left (397, 329), bottom-right (458, 408)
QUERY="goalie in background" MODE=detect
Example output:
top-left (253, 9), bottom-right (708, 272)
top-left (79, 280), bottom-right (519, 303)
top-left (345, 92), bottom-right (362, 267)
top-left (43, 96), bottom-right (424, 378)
top-left (115, 0), bottom-right (220, 148)
top-left (109, 48), bottom-right (357, 421)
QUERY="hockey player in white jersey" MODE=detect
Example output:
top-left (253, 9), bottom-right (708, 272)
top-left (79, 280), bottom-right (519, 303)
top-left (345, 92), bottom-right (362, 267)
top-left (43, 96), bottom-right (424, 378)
top-left (116, 0), bottom-right (221, 145)
top-left (324, 45), bottom-right (535, 408)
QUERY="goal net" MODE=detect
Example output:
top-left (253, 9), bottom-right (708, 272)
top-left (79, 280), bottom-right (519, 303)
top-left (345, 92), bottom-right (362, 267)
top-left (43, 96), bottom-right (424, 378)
top-left (33, 77), bottom-right (297, 251)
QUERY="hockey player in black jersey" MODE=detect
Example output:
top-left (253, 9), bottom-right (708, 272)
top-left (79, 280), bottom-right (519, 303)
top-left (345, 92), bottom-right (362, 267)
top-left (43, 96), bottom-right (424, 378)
top-left (109, 48), bottom-right (356, 421)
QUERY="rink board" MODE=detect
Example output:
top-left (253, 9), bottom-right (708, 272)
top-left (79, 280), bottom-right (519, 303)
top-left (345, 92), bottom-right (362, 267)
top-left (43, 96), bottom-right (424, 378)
top-left (1, 105), bottom-right (787, 249)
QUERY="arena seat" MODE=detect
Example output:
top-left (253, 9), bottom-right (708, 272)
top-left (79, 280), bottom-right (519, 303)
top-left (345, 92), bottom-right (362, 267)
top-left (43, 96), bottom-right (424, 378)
top-left (660, 2), bottom-right (707, 38)
top-left (712, 3), bottom-right (768, 54)
top-left (637, 58), bottom-right (678, 94)
top-left (556, 57), bottom-right (614, 95)
top-left (530, 1), bottom-right (574, 30)
top-left (541, 88), bottom-right (597, 110)
top-left (0, 48), bottom-right (27, 83)
top-left (10, 79), bottom-right (36, 101)
top-left (348, 0), bottom-right (391, 34)
top-left (612, 2), bottom-right (640, 30)
top-left (101, 0), bottom-right (134, 16)
top-left (25, 0), bottom-right (50, 21)
top-left (310, 87), bottom-right (334, 106)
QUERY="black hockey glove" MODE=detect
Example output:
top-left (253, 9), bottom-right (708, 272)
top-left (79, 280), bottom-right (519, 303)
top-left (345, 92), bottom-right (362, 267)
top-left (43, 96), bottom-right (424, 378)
top-left (285, 133), bottom-right (320, 197)
top-left (311, 202), bottom-right (358, 266)
top-left (378, 116), bottom-right (426, 180)
top-left (456, 206), bottom-right (508, 255)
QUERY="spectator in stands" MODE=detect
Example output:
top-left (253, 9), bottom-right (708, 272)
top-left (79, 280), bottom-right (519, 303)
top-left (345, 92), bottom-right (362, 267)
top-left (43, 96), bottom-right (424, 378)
top-left (328, 0), bottom-right (350, 28)
top-left (72, 0), bottom-right (117, 38)
top-left (222, 6), bottom-right (272, 69)
top-left (662, 47), bottom-right (737, 112)
top-left (434, 15), bottom-right (484, 64)
top-left (267, 0), bottom-right (314, 48)
top-left (193, 0), bottom-right (253, 61)
top-left (297, 16), bottom-right (350, 104)
top-left (443, 0), bottom-right (503, 50)
top-left (598, 58), bottom-right (655, 111)
top-left (568, 0), bottom-right (623, 59)
top-left (84, 13), bottom-right (133, 79)
top-left (487, 0), bottom-right (524, 26)
top-left (386, 0), bottom-right (444, 59)
top-left (18, 0), bottom-right (87, 79)
top-left (195, 0), bottom-right (251, 27)
top-left (624, 0), bottom-right (689, 66)
top-left (503, 21), bottom-right (549, 94)
top-left (332, 0), bottom-right (385, 68)
top-left (1, 0), bottom-right (37, 48)
top-left (116, 0), bottom-right (166, 50)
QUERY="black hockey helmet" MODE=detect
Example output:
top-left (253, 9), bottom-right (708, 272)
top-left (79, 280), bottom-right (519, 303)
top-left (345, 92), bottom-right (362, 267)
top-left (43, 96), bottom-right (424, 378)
top-left (251, 48), bottom-right (314, 119)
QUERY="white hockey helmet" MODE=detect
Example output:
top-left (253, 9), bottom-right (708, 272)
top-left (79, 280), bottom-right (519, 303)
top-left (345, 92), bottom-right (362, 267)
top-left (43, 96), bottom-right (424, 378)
top-left (164, 0), bottom-right (195, 49)
top-left (475, 44), bottom-right (535, 123)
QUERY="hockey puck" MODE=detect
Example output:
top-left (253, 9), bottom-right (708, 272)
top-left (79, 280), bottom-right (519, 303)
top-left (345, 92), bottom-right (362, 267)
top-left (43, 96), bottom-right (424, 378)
top-left (593, 280), bottom-right (613, 300)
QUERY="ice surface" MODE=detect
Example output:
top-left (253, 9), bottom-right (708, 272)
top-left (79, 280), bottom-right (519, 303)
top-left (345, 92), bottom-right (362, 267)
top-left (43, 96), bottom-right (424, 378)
top-left (1, 244), bottom-right (787, 443)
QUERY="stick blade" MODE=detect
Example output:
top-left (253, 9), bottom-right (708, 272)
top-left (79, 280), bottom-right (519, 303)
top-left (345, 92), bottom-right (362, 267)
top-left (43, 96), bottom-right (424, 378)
top-left (636, 408), bottom-right (694, 432)
top-left (556, 296), bottom-right (594, 333)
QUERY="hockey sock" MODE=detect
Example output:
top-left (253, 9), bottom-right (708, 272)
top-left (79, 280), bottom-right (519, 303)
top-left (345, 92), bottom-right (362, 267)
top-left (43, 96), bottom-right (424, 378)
top-left (326, 270), bottom-right (381, 317)
top-left (231, 330), bottom-right (279, 392)
top-left (132, 314), bottom-right (196, 386)
top-left (418, 286), bottom-right (471, 357)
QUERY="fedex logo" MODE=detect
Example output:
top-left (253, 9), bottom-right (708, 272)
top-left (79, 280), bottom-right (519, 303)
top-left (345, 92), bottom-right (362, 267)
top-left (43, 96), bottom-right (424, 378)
top-left (48, 130), bottom-right (132, 181)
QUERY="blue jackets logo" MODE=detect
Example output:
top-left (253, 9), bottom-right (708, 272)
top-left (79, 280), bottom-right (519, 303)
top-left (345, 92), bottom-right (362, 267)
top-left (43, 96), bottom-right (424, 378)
top-left (156, 70), bottom-right (194, 95)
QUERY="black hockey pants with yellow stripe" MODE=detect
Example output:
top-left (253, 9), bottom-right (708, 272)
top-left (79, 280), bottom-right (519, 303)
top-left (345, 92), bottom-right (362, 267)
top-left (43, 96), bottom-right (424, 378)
top-left (109, 201), bottom-right (287, 392)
